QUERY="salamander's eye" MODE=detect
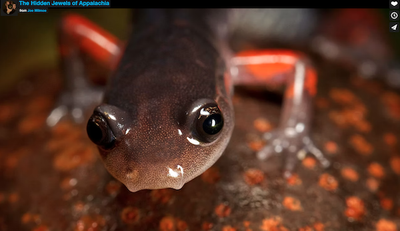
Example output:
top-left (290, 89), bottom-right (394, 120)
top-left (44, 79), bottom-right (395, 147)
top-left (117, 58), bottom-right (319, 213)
top-left (195, 104), bottom-right (224, 142)
top-left (87, 112), bottom-right (116, 150)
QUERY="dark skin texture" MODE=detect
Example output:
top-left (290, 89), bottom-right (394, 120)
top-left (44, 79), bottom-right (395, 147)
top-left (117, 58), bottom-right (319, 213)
top-left (92, 9), bottom-right (235, 192)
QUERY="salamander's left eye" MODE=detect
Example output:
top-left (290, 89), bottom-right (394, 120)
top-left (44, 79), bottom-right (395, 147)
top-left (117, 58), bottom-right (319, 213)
top-left (87, 112), bottom-right (116, 150)
top-left (195, 104), bottom-right (224, 142)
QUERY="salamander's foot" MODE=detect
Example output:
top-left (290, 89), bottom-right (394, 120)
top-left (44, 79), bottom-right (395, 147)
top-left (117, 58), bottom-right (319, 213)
top-left (257, 129), bottom-right (330, 178)
top-left (47, 87), bottom-right (103, 127)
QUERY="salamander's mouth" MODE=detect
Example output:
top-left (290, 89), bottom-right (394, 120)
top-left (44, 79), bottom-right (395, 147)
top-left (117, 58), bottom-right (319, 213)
top-left (118, 164), bottom-right (187, 193)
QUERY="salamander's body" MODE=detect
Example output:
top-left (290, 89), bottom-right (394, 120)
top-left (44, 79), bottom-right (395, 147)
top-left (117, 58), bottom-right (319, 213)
top-left (92, 9), bottom-right (234, 192)
top-left (50, 9), bottom-right (329, 192)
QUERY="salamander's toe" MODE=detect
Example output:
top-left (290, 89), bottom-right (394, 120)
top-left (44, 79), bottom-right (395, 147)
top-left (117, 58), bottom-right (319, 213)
top-left (256, 129), bottom-right (330, 178)
top-left (47, 87), bottom-right (104, 127)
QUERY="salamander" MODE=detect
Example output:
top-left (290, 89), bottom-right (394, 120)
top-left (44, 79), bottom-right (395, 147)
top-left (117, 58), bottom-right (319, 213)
top-left (48, 9), bottom-right (329, 192)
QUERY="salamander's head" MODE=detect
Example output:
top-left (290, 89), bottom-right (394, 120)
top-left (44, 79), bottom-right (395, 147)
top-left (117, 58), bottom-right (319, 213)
top-left (86, 96), bottom-right (233, 192)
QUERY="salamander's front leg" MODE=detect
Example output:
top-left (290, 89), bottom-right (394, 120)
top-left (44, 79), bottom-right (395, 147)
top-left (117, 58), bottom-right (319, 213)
top-left (47, 14), bottom-right (122, 126)
top-left (231, 50), bottom-right (330, 177)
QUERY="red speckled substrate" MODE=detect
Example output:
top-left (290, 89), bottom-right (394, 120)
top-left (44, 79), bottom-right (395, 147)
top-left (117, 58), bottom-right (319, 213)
top-left (0, 59), bottom-right (400, 231)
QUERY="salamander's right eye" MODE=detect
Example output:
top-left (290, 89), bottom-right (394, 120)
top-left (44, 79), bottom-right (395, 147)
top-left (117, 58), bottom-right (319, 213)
top-left (195, 104), bottom-right (224, 142)
top-left (87, 112), bottom-right (116, 150)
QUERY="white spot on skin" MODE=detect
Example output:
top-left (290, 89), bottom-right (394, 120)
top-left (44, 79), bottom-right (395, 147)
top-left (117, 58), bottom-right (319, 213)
top-left (167, 167), bottom-right (180, 178)
top-left (177, 165), bottom-right (183, 174)
top-left (187, 137), bottom-right (200, 145)
top-left (167, 165), bottom-right (184, 178)
top-left (177, 129), bottom-right (182, 136)
top-left (126, 170), bottom-right (139, 180)
top-left (125, 128), bottom-right (131, 135)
